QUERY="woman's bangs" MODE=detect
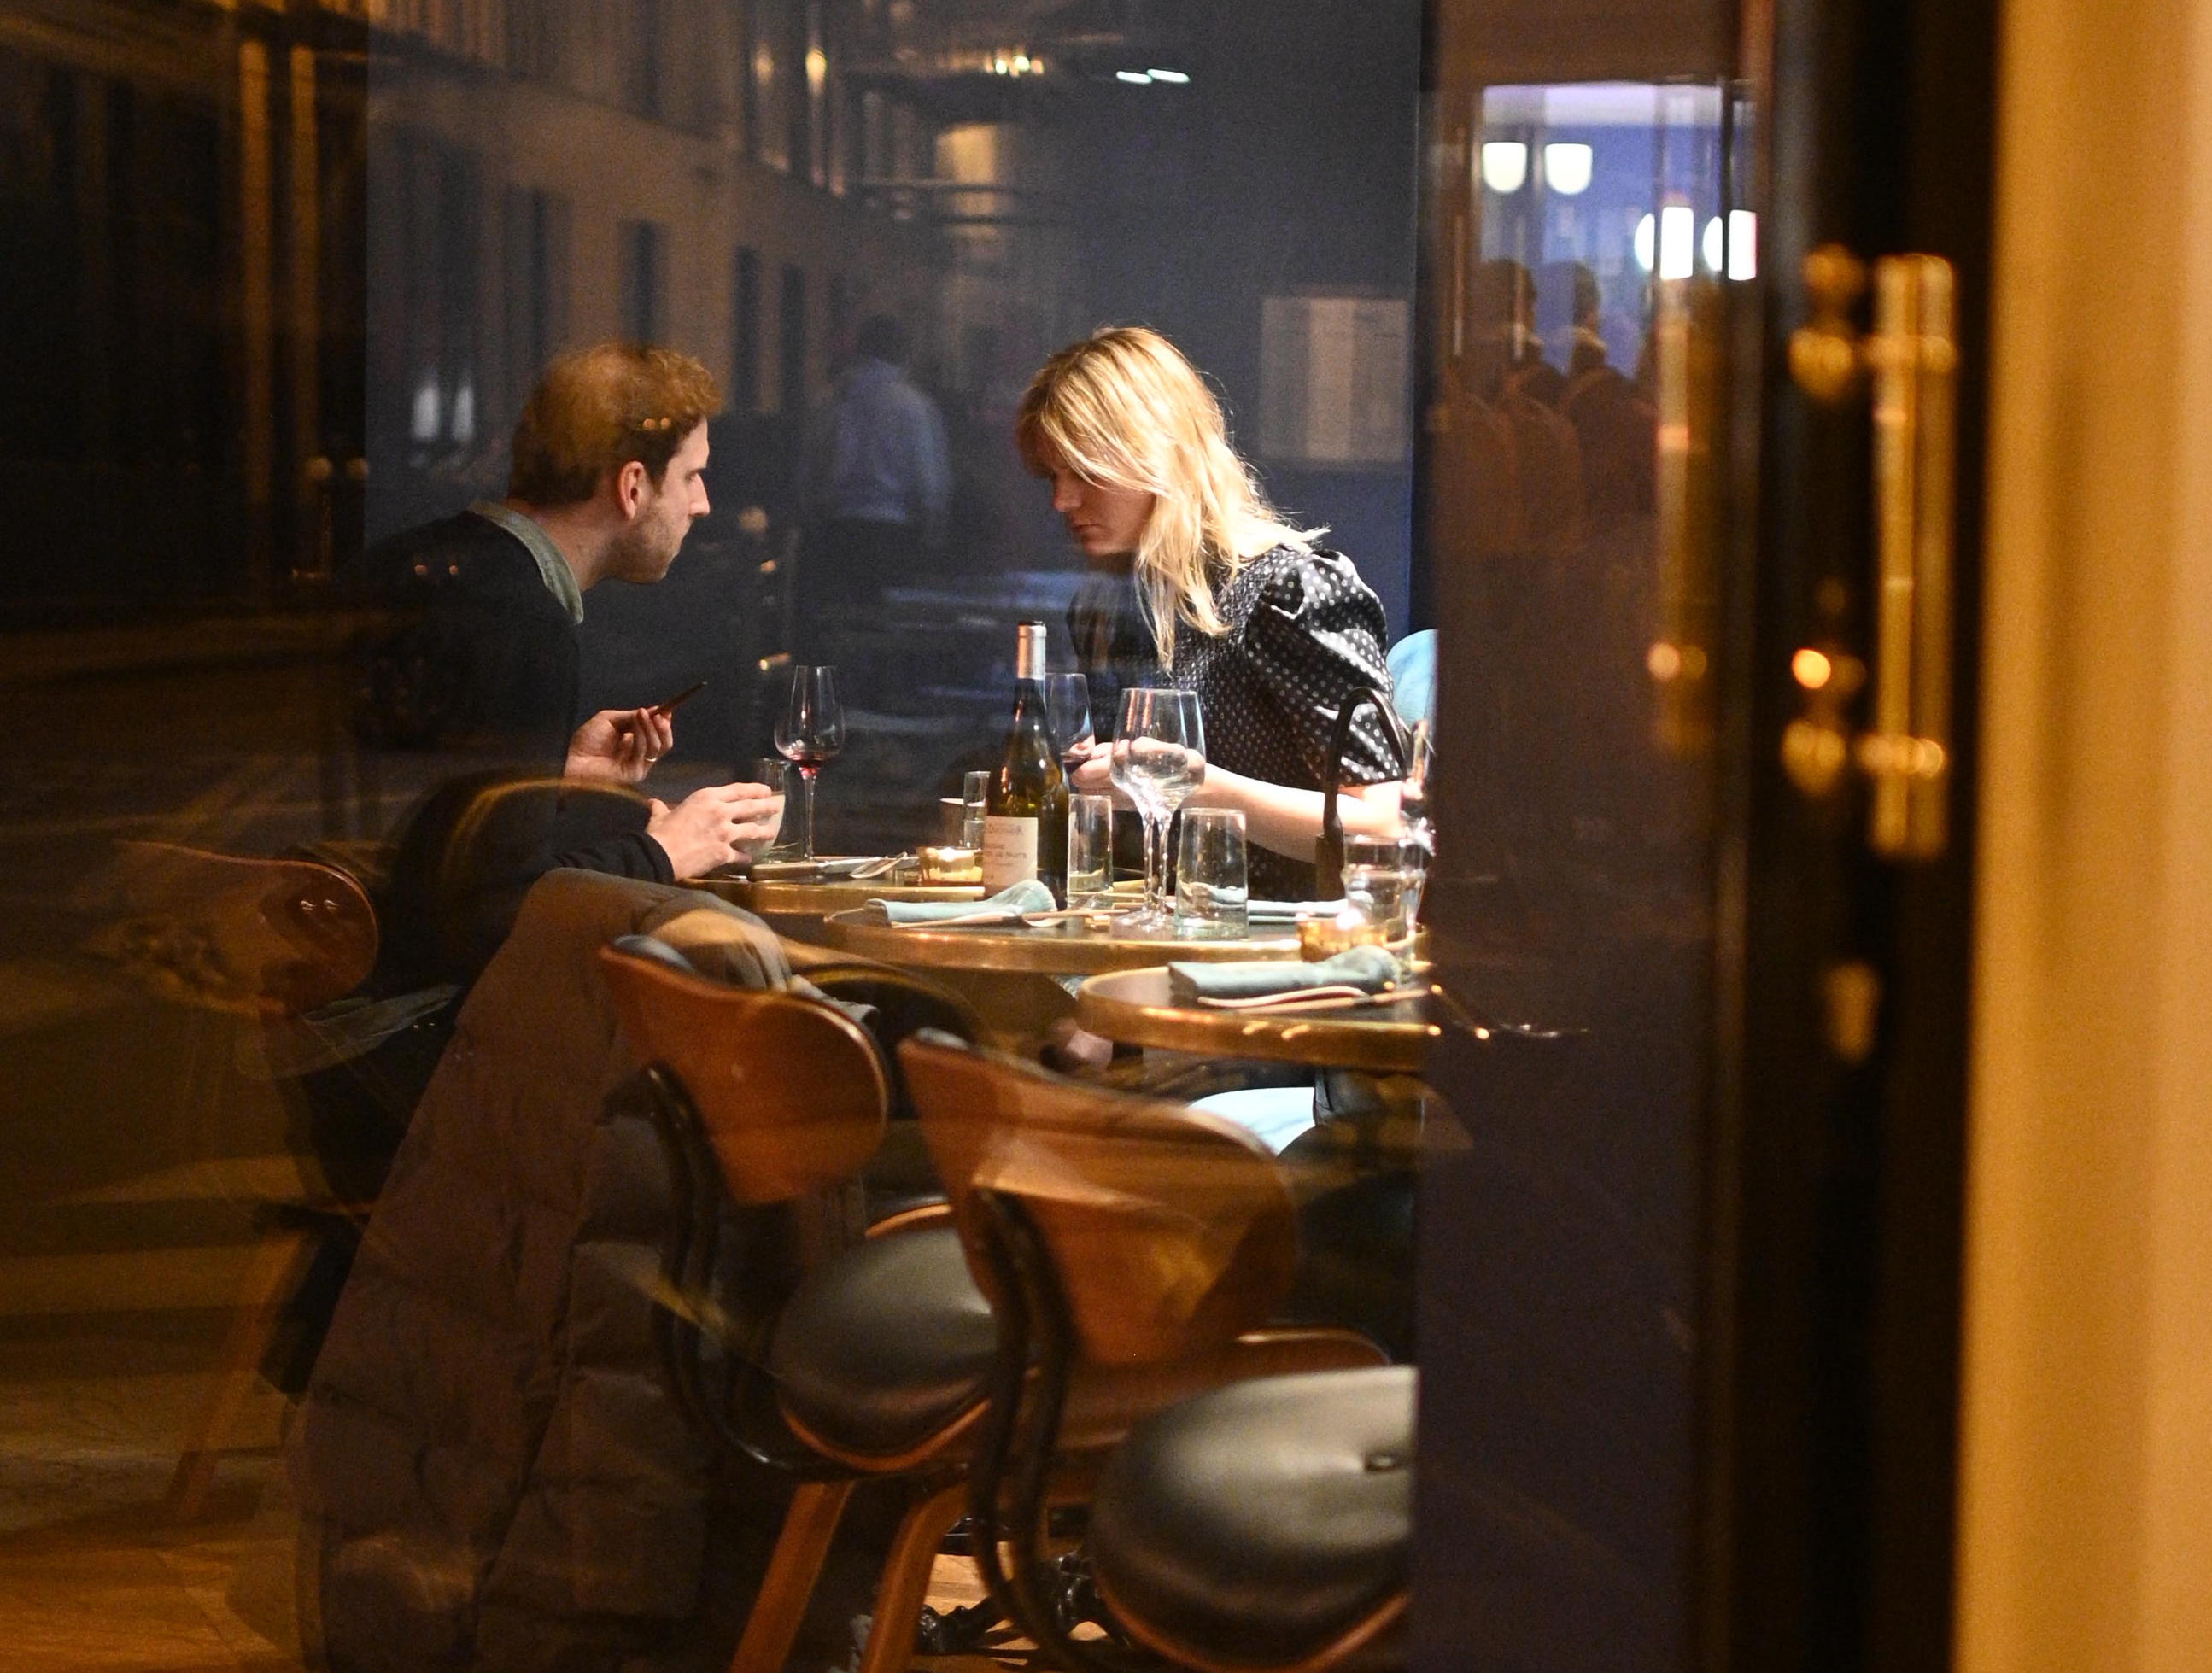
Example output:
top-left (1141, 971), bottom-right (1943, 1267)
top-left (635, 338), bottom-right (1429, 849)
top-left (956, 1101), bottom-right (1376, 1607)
top-left (1035, 386), bottom-right (1153, 492)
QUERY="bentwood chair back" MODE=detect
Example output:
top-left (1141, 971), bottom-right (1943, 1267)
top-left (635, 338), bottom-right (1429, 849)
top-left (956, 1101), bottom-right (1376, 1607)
top-left (898, 1033), bottom-right (1390, 1668)
top-left (598, 945), bottom-right (999, 1673)
top-left (111, 839), bottom-right (379, 1016)
top-left (599, 943), bottom-right (889, 1204)
top-left (899, 1030), bottom-right (1302, 1368)
top-left (103, 842), bottom-right (382, 1519)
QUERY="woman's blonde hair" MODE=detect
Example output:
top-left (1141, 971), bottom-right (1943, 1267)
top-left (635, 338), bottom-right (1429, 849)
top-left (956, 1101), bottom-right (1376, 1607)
top-left (1015, 326), bottom-right (1314, 665)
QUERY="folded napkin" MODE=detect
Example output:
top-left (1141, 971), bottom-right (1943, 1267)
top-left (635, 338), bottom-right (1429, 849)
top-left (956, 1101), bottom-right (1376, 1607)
top-left (868, 879), bottom-right (1056, 927)
top-left (1245, 898), bottom-right (1347, 924)
top-left (1167, 944), bottom-right (1404, 1005)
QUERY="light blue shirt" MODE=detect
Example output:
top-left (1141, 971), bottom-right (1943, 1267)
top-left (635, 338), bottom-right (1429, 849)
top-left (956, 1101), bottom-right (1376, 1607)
top-left (799, 359), bottom-right (953, 542)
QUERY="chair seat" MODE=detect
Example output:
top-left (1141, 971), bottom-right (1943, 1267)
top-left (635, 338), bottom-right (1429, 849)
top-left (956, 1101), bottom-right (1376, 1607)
top-left (1090, 1366), bottom-right (1415, 1670)
top-left (765, 1223), bottom-right (996, 1459)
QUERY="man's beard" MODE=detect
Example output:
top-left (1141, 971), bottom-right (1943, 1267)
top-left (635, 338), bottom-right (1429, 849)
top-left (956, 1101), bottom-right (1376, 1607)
top-left (607, 517), bottom-right (682, 582)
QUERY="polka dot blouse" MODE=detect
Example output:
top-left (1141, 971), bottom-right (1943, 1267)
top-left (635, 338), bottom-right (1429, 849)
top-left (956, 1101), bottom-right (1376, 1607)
top-left (1168, 544), bottom-right (1405, 899)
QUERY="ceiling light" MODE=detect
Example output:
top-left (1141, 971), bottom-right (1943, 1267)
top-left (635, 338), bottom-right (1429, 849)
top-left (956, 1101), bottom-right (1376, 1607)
top-left (1634, 212), bottom-right (1655, 272)
top-left (1147, 67), bottom-right (1190, 84)
top-left (1542, 143), bottom-right (1593, 196)
top-left (1728, 210), bottom-right (1758, 280)
top-left (1116, 69), bottom-right (1152, 85)
top-left (1480, 141), bottom-right (1528, 194)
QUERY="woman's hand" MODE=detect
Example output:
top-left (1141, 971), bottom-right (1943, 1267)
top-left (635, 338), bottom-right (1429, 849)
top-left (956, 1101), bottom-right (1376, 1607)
top-left (565, 706), bottom-right (675, 786)
top-left (1067, 741), bottom-right (1128, 808)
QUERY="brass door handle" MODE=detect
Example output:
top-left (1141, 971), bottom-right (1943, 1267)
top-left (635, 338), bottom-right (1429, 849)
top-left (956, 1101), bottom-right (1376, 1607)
top-left (1785, 246), bottom-right (1959, 861)
top-left (1649, 274), bottom-right (1723, 757)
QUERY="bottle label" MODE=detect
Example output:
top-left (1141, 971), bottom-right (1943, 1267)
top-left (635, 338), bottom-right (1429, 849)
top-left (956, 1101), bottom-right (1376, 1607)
top-left (980, 814), bottom-right (1040, 892)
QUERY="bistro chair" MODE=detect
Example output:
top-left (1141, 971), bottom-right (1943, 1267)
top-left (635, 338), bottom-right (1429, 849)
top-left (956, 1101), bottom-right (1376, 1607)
top-left (597, 941), bottom-right (1001, 1673)
top-left (1083, 1366), bottom-right (1415, 1673)
top-left (99, 840), bottom-right (383, 1518)
top-left (896, 1032), bottom-right (1393, 1665)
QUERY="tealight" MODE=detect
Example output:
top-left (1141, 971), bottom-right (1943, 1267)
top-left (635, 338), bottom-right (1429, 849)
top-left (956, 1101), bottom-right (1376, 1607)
top-left (1298, 909), bottom-right (1387, 960)
top-left (916, 845), bottom-right (983, 884)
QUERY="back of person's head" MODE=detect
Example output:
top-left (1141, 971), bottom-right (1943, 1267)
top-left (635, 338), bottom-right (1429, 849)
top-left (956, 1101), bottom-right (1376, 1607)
top-left (1015, 325), bottom-right (1309, 664)
top-left (508, 342), bottom-right (721, 508)
top-left (856, 314), bottom-right (907, 364)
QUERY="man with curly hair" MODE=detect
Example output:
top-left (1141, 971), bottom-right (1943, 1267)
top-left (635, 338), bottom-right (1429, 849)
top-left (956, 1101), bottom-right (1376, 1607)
top-left (367, 343), bottom-right (782, 980)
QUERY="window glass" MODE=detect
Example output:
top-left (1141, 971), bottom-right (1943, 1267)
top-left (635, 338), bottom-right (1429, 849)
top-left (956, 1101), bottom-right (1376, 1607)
top-left (0, 4), bottom-right (1430, 1664)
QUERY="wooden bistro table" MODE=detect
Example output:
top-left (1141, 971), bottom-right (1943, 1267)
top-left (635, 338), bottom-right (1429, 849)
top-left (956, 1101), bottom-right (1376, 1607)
top-left (1074, 966), bottom-right (1440, 1074)
top-left (817, 908), bottom-right (1310, 1049)
top-left (692, 867), bottom-right (981, 942)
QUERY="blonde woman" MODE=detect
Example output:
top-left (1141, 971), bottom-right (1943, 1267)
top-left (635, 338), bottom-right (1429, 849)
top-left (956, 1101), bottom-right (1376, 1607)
top-left (1018, 325), bottom-right (1406, 898)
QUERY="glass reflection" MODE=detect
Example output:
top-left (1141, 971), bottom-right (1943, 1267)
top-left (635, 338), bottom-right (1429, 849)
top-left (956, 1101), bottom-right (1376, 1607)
top-left (0, 3), bottom-right (1426, 1666)
top-left (1412, 69), bottom-right (1755, 1673)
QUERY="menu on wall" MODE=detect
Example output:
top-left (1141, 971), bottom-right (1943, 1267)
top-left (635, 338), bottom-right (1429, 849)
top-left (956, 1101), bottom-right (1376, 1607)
top-left (1258, 294), bottom-right (1412, 469)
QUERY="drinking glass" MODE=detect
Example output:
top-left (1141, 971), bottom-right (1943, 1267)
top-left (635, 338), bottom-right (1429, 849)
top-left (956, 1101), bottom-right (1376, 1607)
top-left (961, 769), bottom-right (991, 851)
top-left (1044, 672), bottom-right (1094, 770)
top-left (1397, 718), bottom-right (1434, 931)
top-left (1065, 793), bottom-right (1115, 908)
top-left (1110, 687), bottom-right (1205, 932)
top-left (1175, 808), bottom-right (1249, 938)
top-left (749, 756), bottom-right (794, 855)
top-left (1343, 834), bottom-right (1411, 940)
top-left (773, 665), bottom-right (845, 861)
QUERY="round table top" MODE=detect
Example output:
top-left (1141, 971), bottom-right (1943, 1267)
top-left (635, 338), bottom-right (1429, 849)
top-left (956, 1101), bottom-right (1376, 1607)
top-left (818, 908), bottom-right (1308, 977)
top-left (693, 873), bottom-right (981, 919)
top-left (1075, 966), bottom-right (1440, 1072)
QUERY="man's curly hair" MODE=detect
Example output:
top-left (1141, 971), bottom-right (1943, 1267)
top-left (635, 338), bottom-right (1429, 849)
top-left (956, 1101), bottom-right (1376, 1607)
top-left (508, 342), bottom-right (721, 507)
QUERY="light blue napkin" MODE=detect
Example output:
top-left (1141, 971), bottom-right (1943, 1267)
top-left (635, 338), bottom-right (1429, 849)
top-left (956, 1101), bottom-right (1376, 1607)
top-left (868, 879), bottom-right (1056, 926)
top-left (1168, 944), bottom-right (1403, 1004)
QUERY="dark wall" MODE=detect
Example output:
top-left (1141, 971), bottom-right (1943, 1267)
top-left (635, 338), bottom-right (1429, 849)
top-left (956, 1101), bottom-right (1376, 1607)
top-left (1060, 0), bottom-right (1425, 637)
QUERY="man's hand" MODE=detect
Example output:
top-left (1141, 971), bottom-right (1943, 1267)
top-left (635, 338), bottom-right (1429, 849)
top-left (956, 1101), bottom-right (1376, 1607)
top-left (565, 706), bottom-right (676, 786)
top-left (645, 781), bottom-right (785, 879)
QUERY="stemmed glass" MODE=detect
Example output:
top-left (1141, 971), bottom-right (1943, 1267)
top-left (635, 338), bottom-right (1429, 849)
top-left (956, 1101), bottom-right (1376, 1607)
top-left (1043, 672), bottom-right (1094, 771)
top-left (773, 665), bottom-right (845, 862)
top-left (1109, 687), bottom-right (1205, 933)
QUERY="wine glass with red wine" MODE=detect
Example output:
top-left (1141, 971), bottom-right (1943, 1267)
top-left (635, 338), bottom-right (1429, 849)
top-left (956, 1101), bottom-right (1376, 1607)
top-left (1044, 672), bottom-right (1094, 773)
top-left (774, 665), bottom-right (845, 862)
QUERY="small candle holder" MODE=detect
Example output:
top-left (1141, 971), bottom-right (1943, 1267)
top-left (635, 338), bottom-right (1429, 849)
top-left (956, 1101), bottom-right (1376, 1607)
top-left (1298, 907), bottom-right (1388, 961)
top-left (917, 845), bottom-right (983, 885)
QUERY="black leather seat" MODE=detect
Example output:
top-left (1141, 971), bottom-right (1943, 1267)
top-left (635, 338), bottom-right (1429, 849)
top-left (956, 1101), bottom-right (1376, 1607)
top-left (1090, 1366), bottom-right (1415, 1671)
top-left (767, 1223), bottom-right (997, 1459)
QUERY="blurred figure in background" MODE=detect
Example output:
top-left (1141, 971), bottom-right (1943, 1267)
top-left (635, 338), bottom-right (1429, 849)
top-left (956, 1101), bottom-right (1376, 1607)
top-left (795, 313), bottom-right (952, 662)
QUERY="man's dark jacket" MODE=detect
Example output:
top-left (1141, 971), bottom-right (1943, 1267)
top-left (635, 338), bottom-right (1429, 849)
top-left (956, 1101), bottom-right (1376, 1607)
top-left (363, 512), bottom-right (676, 984)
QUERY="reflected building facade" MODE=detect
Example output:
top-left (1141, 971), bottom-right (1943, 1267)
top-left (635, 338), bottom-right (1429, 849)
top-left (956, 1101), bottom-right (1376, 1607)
top-left (4, 0), bottom-right (1421, 850)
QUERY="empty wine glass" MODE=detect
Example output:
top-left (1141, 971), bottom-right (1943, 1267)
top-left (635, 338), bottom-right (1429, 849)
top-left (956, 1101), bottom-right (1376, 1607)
top-left (1110, 687), bottom-right (1205, 933)
top-left (773, 665), bottom-right (845, 861)
top-left (1044, 672), bottom-right (1094, 771)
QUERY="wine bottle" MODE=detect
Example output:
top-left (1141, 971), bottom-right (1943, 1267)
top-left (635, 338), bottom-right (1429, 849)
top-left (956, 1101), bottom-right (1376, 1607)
top-left (982, 622), bottom-right (1069, 899)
